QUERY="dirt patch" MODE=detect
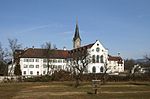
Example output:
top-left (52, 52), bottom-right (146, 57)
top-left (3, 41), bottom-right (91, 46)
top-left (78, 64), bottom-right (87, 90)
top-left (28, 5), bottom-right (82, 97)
top-left (101, 85), bottom-right (139, 87)
top-left (13, 91), bottom-right (86, 99)
top-left (31, 85), bottom-right (49, 89)
top-left (48, 92), bottom-right (86, 95)
top-left (102, 91), bottom-right (150, 94)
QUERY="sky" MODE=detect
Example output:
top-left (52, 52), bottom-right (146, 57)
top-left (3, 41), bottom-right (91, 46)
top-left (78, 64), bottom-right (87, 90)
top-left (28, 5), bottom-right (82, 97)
top-left (0, 0), bottom-right (150, 59)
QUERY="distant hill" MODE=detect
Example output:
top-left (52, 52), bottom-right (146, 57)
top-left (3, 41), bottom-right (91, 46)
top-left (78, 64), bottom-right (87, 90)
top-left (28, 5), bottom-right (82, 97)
top-left (135, 59), bottom-right (148, 63)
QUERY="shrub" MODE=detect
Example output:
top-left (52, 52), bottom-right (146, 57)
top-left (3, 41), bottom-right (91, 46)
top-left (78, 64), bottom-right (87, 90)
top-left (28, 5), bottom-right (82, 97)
top-left (23, 75), bottom-right (52, 82)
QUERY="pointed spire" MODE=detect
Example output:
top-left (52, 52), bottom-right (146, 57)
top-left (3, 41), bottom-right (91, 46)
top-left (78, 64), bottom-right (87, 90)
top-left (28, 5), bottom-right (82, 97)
top-left (73, 17), bottom-right (81, 41)
top-left (76, 16), bottom-right (78, 25)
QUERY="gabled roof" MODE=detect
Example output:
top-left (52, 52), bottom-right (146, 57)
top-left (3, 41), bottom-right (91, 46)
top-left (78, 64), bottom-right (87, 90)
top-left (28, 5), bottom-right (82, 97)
top-left (71, 43), bottom-right (94, 52)
top-left (108, 55), bottom-right (123, 61)
top-left (108, 55), bottom-right (123, 64)
top-left (19, 48), bottom-right (71, 59)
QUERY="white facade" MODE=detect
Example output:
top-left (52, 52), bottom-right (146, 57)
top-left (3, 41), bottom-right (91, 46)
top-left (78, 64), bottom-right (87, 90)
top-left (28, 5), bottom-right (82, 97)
top-left (107, 60), bottom-right (124, 73)
top-left (8, 63), bottom-right (15, 76)
top-left (20, 58), bottom-right (68, 77)
top-left (87, 40), bottom-right (108, 73)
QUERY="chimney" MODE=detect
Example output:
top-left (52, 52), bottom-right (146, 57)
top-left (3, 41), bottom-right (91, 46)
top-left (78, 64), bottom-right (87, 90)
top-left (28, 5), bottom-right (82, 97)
top-left (24, 47), bottom-right (28, 51)
top-left (118, 52), bottom-right (120, 56)
top-left (32, 46), bottom-right (34, 49)
top-left (63, 46), bottom-right (66, 50)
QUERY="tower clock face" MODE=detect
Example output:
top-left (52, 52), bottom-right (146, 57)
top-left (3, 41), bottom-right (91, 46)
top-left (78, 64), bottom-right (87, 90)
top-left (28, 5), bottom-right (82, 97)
top-left (96, 47), bottom-right (100, 52)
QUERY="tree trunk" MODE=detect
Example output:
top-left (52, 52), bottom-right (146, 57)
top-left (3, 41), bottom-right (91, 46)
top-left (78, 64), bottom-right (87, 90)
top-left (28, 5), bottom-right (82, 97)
top-left (75, 77), bottom-right (79, 88)
top-left (101, 71), bottom-right (108, 85)
top-left (74, 74), bottom-right (81, 88)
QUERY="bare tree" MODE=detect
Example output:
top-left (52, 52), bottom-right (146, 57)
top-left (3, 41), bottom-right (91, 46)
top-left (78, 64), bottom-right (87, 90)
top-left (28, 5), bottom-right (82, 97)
top-left (101, 60), bottom-right (109, 85)
top-left (8, 38), bottom-right (22, 76)
top-left (42, 42), bottom-right (54, 75)
top-left (144, 54), bottom-right (150, 62)
top-left (0, 42), bottom-right (6, 61)
top-left (124, 59), bottom-right (135, 72)
top-left (69, 48), bottom-right (91, 87)
top-left (0, 42), bottom-right (8, 75)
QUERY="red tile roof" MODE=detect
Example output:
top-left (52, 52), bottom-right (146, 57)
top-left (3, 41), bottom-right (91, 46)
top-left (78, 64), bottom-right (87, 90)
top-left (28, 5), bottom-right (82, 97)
top-left (19, 48), bottom-right (71, 59)
top-left (108, 55), bottom-right (123, 64)
top-left (16, 43), bottom-right (94, 59)
top-left (71, 43), bottom-right (94, 52)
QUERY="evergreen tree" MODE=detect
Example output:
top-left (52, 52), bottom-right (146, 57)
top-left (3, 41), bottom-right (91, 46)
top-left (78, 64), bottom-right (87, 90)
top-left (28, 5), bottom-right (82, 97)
top-left (14, 64), bottom-right (22, 76)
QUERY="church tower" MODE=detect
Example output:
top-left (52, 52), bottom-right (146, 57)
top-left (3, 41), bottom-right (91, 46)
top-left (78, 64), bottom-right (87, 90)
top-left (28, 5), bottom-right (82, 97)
top-left (73, 19), bottom-right (81, 49)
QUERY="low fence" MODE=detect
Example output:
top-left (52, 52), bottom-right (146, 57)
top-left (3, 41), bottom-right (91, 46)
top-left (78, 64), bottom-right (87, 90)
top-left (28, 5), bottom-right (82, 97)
top-left (0, 76), bottom-right (19, 82)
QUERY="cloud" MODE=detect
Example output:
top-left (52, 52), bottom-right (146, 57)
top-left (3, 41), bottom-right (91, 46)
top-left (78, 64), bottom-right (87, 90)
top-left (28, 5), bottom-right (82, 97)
top-left (18, 23), bottom-right (63, 34)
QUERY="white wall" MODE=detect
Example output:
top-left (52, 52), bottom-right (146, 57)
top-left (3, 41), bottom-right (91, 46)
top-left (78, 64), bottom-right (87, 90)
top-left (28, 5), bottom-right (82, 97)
top-left (87, 40), bottom-right (108, 73)
top-left (20, 58), bottom-right (68, 76)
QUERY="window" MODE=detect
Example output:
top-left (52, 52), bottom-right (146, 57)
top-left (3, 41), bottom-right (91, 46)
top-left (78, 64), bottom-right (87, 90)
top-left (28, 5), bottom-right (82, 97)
top-left (50, 65), bottom-right (54, 69)
top-left (36, 65), bottom-right (39, 68)
top-left (92, 55), bottom-right (95, 63)
top-left (55, 59), bottom-right (57, 63)
top-left (29, 58), bottom-right (34, 62)
top-left (23, 71), bottom-right (26, 75)
top-left (53, 59), bottom-right (57, 63)
top-left (24, 65), bottom-right (28, 68)
top-left (58, 65), bottom-right (62, 69)
top-left (32, 59), bottom-right (34, 62)
top-left (29, 65), bottom-right (34, 68)
top-left (114, 66), bottom-right (116, 70)
top-left (36, 59), bottom-right (39, 62)
top-left (30, 71), bottom-right (33, 75)
top-left (43, 71), bottom-right (46, 74)
top-left (63, 60), bottom-right (66, 63)
top-left (24, 58), bottom-right (28, 62)
top-left (100, 67), bottom-right (104, 72)
top-left (43, 64), bottom-right (47, 68)
top-left (58, 59), bottom-right (62, 63)
top-left (92, 49), bottom-right (94, 52)
top-left (37, 71), bottom-right (39, 75)
top-left (55, 65), bottom-right (58, 69)
top-left (96, 55), bottom-right (99, 63)
top-left (96, 47), bottom-right (100, 52)
top-left (100, 55), bottom-right (104, 63)
top-left (92, 66), bottom-right (96, 73)
top-left (43, 59), bottom-right (47, 62)
top-left (52, 65), bottom-right (55, 69)
top-left (50, 59), bottom-right (53, 63)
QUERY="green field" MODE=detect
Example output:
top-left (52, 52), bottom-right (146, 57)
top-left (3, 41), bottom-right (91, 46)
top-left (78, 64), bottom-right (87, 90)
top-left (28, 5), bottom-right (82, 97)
top-left (0, 81), bottom-right (150, 99)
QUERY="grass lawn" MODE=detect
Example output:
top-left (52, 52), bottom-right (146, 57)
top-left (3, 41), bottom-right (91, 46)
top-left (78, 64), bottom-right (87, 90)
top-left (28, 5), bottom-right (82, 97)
top-left (0, 81), bottom-right (150, 99)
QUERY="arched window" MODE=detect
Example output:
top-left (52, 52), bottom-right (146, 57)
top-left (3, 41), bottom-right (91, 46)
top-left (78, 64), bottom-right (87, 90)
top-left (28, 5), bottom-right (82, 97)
top-left (92, 55), bottom-right (95, 63)
top-left (100, 67), bottom-right (104, 73)
top-left (37, 71), bottom-right (39, 75)
top-left (92, 66), bottom-right (96, 73)
top-left (96, 55), bottom-right (99, 63)
top-left (100, 55), bottom-right (104, 63)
